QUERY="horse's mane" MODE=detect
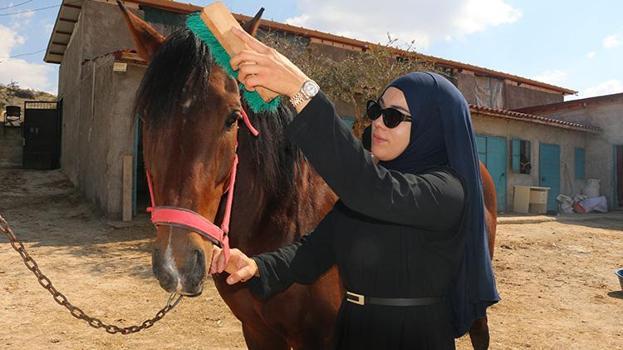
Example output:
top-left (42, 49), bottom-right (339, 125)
top-left (243, 102), bottom-right (304, 200)
top-left (133, 28), bottom-right (304, 199)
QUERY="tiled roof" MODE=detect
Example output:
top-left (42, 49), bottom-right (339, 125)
top-left (514, 92), bottom-right (623, 115)
top-left (470, 104), bottom-right (601, 133)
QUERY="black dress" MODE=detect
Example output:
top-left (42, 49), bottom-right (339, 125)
top-left (248, 91), bottom-right (466, 349)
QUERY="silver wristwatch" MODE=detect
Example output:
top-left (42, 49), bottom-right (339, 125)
top-left (290, 80), bottom-right (320, 107)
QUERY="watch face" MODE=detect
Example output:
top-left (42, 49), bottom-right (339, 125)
top-left (303, 81), bottom-right (319, 97)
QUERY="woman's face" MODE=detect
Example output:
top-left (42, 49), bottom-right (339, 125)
top-left (370, 87), bottom-right (412, 161)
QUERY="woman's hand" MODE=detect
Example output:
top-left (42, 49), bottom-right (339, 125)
top-left (209, 246), bottom-right (259, 285)
top-left (230, 27), bottom-right (310, 98)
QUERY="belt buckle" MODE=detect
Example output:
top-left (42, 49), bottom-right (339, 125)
top-left (346, 291), bottom-right (365, 305)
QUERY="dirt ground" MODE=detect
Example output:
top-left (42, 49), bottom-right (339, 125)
top-left (1, 169), bottom-right (622, 350)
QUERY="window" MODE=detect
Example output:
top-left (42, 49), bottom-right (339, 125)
top-left (575, 148), bottom-right (586, 179)
top-left (511, 139), bottom-right (531, 174)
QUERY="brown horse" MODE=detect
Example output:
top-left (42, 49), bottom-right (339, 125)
top-left (118, 4), bottom-right (497, 349)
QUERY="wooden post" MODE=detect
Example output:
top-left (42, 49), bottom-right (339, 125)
top-left (122, 155), bottom-right (133, 221)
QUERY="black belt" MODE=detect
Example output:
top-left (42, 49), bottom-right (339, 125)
top-left (345, 291), bottom-right (444, 307)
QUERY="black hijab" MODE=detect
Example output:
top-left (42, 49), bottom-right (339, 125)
top-left (363, 72), bottom-right (500, 337)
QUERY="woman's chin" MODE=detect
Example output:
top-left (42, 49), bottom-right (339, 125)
top-left (372, 149), bottom-right (402, 162)
top-left (371, 151), bottom-right (388, 162)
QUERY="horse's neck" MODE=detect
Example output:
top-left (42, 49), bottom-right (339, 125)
top-left (228, 145), bottom-right (337, 256)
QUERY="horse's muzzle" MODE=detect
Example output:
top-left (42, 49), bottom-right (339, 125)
top-left (152, 248), bottom-right (206, 297)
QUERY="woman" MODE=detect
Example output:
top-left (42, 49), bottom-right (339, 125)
top-left (210, 27), bottom-right (499, 349)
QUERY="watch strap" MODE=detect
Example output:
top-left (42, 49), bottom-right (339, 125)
top-left (289, 80), bottom-right (318, 107)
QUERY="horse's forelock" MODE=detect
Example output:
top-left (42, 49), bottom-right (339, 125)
top-left (133, 28), bottom-right (213, 126)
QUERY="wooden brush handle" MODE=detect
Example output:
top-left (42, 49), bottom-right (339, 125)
top-left (200, 2), bottom-right (280, 102)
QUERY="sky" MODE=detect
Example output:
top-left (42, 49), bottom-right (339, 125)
top-left (0, 0), bottom-right (621, 102)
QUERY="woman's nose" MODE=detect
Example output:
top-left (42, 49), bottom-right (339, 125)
top-left (372, 115), bottom-right (386, 130)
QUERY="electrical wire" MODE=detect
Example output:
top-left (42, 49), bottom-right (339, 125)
top-left (0, 0), bottom-right (83, 17)
top-left (0, 3), bottom-right (58, 16)
top-left (0, 48), bottom-right (46, 60)
top-left (0, 0), bottom-right (33, 11)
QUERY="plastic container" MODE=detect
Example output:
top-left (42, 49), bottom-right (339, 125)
top-left (617, 269), bottom-right (623, 290)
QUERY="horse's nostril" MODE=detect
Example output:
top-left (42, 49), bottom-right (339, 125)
top-left (152, 248), bottom-right (178, 292)
top-left (155, 268), bottom-right (177, 292)
top-left (152, 249), bottom-right (163, 274)
top-left (152, 250), bottom-right (160, 273)
top-left (184, 249), bottom-right (206, 287)
top-left (194, 249), bottom-right (205, 271)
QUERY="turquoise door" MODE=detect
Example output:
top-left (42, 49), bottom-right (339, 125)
top-left (476, 135), bottom-right (507, 212)
top-left (539, 143), bottom-right (561, 212)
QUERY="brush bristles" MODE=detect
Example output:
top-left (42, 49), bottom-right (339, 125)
top-left (186, 12), bottom-right (281, 114)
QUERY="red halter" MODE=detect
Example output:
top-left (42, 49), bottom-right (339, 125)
top-left (145, 108), bottom-right (259, 265)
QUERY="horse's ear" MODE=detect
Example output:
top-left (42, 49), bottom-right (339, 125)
top-left (116, 0), bottom-right (165, 62)
top-left (242, 8), bottom-right (264, 37)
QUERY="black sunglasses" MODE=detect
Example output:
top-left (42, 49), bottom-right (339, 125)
top-left (366, 100), bottom-right (412, 128)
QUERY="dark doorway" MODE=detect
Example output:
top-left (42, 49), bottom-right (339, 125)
top-left (22, 101), bottom-right (61, 169)
top-left (133, 117), bottom-right (150, 216)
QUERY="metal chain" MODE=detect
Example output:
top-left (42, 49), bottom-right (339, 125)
top-left (0, 214), bottom-right (182, 334)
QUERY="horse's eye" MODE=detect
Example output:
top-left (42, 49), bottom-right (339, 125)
top-left (225, 111), bottom-right (241, 129)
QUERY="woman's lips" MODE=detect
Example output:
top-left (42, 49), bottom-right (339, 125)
top-left (373, 133), bottom-right (387, 143)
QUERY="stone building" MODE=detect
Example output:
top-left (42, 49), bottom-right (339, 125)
top-left (517, 93), bottom-right (623, 209)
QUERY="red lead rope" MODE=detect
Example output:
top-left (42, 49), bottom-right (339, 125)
top-left (145, 108), bottom-right (259, 266)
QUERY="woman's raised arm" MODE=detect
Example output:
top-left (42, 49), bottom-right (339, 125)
top-left (229, 28), bottom-right (464, 232)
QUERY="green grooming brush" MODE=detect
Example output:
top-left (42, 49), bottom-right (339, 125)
top-left (186, 2), bottom-right (281, 114)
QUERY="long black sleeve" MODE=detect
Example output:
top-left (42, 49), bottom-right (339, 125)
top-left (285, 91), bottom-right (464, 231)
top-left (247, 204), bottom-right (339, 299)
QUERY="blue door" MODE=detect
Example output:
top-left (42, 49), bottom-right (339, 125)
top-left (539, 143), bottom-right (561, 212)
top-left (476, 135), bottom-right (487, 164)
top-left (476, 135), bottom-right (507, 212)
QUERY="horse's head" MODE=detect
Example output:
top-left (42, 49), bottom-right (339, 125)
top-left (118, 2), bottom-right (264, 296)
